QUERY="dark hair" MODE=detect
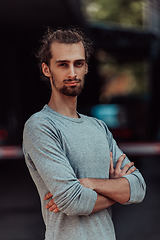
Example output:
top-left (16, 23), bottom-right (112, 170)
top-left (36, 26), bottom-right (93, 84)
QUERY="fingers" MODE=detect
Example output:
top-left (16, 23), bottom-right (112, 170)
top-left (121, 162), bottom-right (136, 175)
top-left (44, 192), bottom-right (59, 213)
top-left (48, 204), bottom-right (59, 213)
top-left (45, 199), bottom-right (55, 209)
top-left (45, 199), bottom-right (59, 213)
top-left (121, 161), bottom-right (134, 174)
top-left (115, 154), bottom-right (126, 172)
top-left (126, 166), bottom-right (137, 175)
top-left (44, 191), bottom-right (53, 200)
top-left (109, 152), bottom-right (114, 174)
top-left (111, 153), bottom-right (137, 178)
top-left (109, 152), bottom-right (115, 179)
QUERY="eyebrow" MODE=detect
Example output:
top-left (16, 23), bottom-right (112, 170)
top-left (56, 59), bottom-right (86, 63)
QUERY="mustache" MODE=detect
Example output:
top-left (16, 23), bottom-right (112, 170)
top-left (63, 78), bottom-right (81, 83)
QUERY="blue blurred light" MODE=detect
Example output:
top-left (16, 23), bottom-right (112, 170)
top-left (91, 104), bottom-right (121, 128)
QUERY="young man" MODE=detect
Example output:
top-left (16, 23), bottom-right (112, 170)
top-left (23, 28), bottom-right (146, 240)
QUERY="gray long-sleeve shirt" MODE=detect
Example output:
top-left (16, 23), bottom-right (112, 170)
top-left (23, 104), bottom-right (146, 240)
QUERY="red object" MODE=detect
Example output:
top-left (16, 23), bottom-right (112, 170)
top-left (0, 146), bottom-right (23, 159)
top-left (0, 129), bottom-right (8, 141)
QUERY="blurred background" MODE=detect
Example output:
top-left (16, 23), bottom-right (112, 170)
top-left (0, 0), bottom-right (160, 239)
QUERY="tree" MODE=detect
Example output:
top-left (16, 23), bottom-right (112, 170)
top-left (82, 0), bottom-right (143, 27)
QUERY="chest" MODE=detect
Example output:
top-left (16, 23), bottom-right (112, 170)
top-left (59, 121), bottom-right (110, 179)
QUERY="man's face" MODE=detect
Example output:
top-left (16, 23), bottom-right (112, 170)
top-left (44, 41), bottom-right (88, 97)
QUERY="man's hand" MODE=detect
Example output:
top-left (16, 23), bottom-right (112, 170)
top-left (79, 152), bottom-right (136, 189)
top-left (109, 152), bottom-right (136, 179)
top-left (79, 152), bottom-right (137, 204)
top-left (44, 153), bottom-right (136, 212)
top-left (44, 192), bottom-right (59, 213)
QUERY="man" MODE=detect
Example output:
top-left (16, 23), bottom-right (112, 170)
top-left (23, 27), bottom-right (146, 240)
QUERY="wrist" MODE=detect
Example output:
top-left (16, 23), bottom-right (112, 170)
top-left (79, 178), bottom-right (96, 190)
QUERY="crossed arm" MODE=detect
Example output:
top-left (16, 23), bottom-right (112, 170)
top-left (44, 152), bottom-right (136, 214)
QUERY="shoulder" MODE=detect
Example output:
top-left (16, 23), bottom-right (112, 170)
top-left (24, 105), bottom-right (59, 135)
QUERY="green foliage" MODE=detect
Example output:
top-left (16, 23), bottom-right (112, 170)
top-left (99, 56), bottom-right (148, 95)
top-left (83, 0), bottom-right (143, 27)
top-left (82, 0), bottom-right (148, 96)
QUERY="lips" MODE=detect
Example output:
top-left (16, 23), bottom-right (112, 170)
top-left (65, 81), bottom-right (79, 86)
top-left (64, 79), bottom-right (81, 86)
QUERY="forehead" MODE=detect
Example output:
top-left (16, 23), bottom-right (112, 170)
top-left (50, 41), bottom-right (85, 61)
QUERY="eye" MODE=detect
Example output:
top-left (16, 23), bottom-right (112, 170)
top-left (59, 63), bottom-right (68, 67)
top-left (59, 63), bottom-right (66, 67)
top-left (75, 61), bottom-right (84, 67)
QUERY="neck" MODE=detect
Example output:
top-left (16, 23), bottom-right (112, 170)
top-left (48, 91), bottom-right (78, 118)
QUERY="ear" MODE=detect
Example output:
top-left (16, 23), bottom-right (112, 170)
top-left (42, 62), bottom-right (51, 77)
top-left (85, 63), bottom-right (88, 75)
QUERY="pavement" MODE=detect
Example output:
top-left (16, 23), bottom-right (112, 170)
top-left (0, 155), bottom-right (160, 240)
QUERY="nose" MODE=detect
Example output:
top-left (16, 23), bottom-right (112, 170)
top-left (68, 65), bottom-right (77, 79)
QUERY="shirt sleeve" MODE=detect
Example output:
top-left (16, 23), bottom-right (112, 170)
top-left (23, 117), bottom-right (97, 216)
top-left (103, 122), bottom-right (146, 204)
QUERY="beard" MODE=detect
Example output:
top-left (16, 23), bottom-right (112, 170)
top-left (51, 76), bottom-right (84, 97)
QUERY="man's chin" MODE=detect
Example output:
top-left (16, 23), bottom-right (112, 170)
top-left (60, 85), bottom-right (83, 97)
